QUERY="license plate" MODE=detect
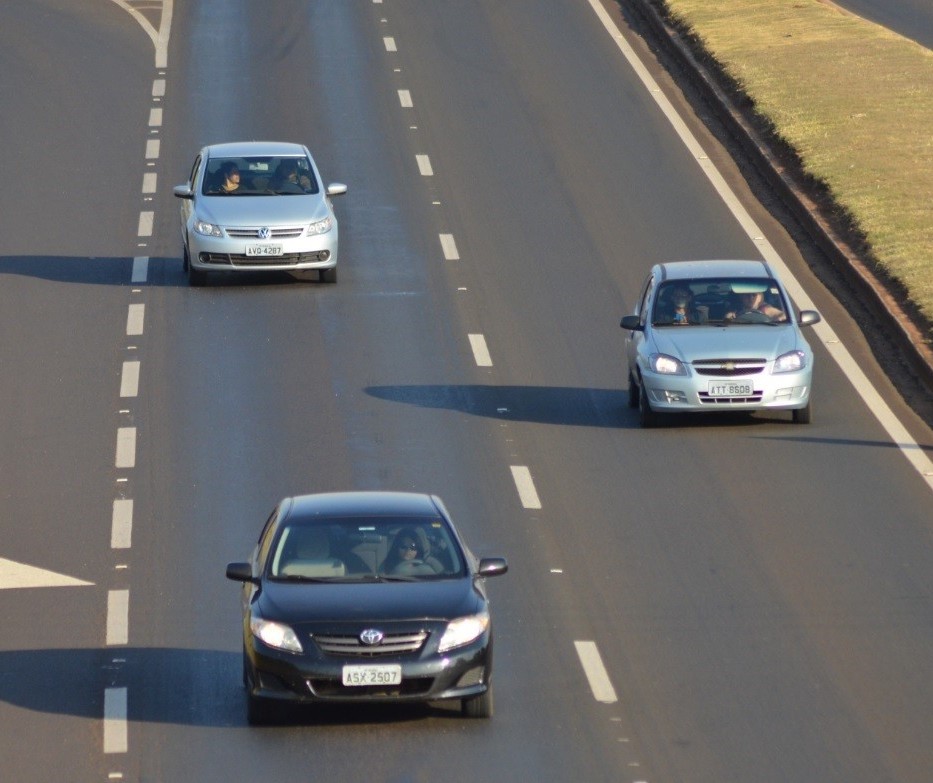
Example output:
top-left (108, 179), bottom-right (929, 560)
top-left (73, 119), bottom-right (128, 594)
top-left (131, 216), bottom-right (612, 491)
top-left (246, 244), bottom-right (283, 257)
top-left (342, 664), bottom-right (402, 687)
top-left (708, 381), bottom-right (754, 397)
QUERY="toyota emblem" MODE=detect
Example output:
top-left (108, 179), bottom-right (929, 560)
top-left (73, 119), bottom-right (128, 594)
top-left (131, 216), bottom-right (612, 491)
top-left (359, 629), bottom-right (384, 646)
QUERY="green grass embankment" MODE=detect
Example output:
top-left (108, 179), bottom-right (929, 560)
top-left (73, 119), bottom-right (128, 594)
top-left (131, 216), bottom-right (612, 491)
top-left (659, 0), bottom-right (933, 338)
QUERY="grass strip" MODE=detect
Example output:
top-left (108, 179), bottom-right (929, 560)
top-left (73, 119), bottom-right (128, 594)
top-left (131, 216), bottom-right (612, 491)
top-left (657, 0), bottom-right (933, 336)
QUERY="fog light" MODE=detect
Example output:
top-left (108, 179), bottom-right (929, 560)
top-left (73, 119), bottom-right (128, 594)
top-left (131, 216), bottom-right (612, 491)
top-left (662, 390), bottom-right (687, 403)
top-left (319, 250), bottom-right (330, 261)
top-left (456, 667), bottom-right (485, 688)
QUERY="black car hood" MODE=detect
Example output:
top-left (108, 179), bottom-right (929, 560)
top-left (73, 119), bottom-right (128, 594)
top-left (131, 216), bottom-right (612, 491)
top-left (256, 577), bottom-right (484, 623)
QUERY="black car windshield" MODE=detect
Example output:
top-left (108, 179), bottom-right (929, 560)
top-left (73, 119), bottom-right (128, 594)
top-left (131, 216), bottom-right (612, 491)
top-left (267, 516), bottom-right (466, 581)
top-left (202, 155), bottom-right (320, 196)
top-left (652, 277), bottom-right (789, 326)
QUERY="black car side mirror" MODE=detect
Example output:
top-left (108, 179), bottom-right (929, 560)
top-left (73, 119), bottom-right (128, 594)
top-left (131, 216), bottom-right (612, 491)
top-left (477, 558), bottom-right (508, 577)
top-left (620, 315), bottom-right (643, 331)
top-left (226, 562), bottom-right (256, 583)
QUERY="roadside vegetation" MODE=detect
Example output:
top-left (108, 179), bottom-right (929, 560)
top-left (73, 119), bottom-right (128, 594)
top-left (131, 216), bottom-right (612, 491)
top-left (655, 0), bottom-right (933, 338)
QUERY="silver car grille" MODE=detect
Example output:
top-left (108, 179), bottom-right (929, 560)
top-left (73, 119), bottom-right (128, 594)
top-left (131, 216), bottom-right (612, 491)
top-left (225, 226), bottom-right (305, 239)
top-left (692, 358), bottom-right (766, 377)
top-left (313, 631), bottom-right (428, 657)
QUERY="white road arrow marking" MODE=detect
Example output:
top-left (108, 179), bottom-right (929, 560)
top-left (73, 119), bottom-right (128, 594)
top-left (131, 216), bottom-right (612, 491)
top-left (0, 558), bottom-right (94, 589)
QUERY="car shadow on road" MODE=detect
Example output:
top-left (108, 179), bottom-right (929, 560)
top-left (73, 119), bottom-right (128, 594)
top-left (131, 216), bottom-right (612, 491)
top-left (366, 384), bottom-right (631, 428)
top-left (0, 647), bottom-right (471, 728)
top-left (0, 256), bottom-right (331, 288)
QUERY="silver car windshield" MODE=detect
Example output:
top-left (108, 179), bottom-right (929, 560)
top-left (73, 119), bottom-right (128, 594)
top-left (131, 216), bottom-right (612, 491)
top-left (652, 277), bottom-right (789, 325)
top-left (202, 155), bottom-right (320, 196)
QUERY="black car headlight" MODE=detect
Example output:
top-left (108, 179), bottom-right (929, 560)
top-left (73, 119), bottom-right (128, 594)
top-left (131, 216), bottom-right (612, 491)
top-left (250, 617), bottom-right (303, 653)
top-left (438, 611), bottom-right (489, 653)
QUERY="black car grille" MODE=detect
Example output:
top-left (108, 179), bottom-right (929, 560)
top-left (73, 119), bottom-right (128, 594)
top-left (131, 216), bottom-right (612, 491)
top-left (313, 631), bottom-right (429, 658)
top-left (692, 358), bottom-right (766, 377)
top-left (225, 226), bottom-right (305, 239)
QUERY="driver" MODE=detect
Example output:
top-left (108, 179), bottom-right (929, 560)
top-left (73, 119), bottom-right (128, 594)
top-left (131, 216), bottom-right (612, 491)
top-left (726, 291), bottom-right (786, 322)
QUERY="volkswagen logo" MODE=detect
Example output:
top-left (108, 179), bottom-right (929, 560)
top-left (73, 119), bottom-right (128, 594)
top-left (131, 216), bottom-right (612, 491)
top-left (257, 227), bottom-right (271, 239)
top-left (359, 629), bottom-right (384, 646)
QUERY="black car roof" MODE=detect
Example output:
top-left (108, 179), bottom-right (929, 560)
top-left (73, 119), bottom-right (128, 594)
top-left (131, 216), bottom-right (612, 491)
top-left (283, 491), bottom-right (444, 521)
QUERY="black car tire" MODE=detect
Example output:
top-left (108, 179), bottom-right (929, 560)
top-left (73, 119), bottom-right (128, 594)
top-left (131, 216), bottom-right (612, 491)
top-left (247, 692), bottom-right (271, 725)
top-left (639, 382), bottom-right (660, 428)
top-left (627, 372), bottom-right (639, 409)
top-left (792, 401), bottom-right (811, 424)
top-left (187, 257), bottom-right (208, 286)
top-left (462, 684), bottom-right (493, 718)
top-left (319, 267), bottom-right (337, 284)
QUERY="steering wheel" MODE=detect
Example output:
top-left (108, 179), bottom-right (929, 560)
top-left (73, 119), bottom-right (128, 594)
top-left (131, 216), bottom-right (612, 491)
top-left (735, 310), bottom-right (771, 324)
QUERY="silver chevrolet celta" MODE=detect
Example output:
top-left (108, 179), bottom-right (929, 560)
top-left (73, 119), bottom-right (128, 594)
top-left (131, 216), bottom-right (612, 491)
top-left (620, 260), bottom-right (821, 426)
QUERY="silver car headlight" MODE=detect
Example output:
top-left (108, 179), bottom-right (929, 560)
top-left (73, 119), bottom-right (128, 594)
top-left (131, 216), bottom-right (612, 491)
top-left (438, 611), bottom-right (489, 653)
top-left (194, 219), bottom-right (223, 238)
top-left (306, 217), bottom-right (333, 236)
top-left (250, 617), bottom-right (303, 653)
top-left (649, 353), bottom-right (687, 375)
top-left (773, 350), bottom-right (806, 374)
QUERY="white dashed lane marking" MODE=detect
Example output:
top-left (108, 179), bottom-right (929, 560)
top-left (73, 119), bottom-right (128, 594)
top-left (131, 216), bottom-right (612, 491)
top-left (439, 233), bottom-right (459, 260)
top-left (147, 107), bottom-right (162, 127)
top-left (398, 89), bottom-right (413, 107)
top-left (126, 303), bottom-right (145, 336)
top-left (510, 465), bottom-right (542, 509)
top-left (103, 688), bottom-right (128, 754)
top-left (131, 257), bottom-right (148, 284)
top-left (115, 428), bottom-right (137, 469)
top-left (468, 333), bottom-right (492, 367)
top-left (574, 641), bottom-right (619, 704)
top-left (145, 139), bottom-right (160, 159)
top-left (137, 212), bottom-right (153, 238)
top-left (416, 154), bottom-right (434, 176)
top-left (111, 499), bottom-right (133, 549)
top-left (383, 36), bottom-right (397, 52)
top-left (107, 590), bottom-right (129, 646)
top-left (119, 361), bottom-right (140, 398)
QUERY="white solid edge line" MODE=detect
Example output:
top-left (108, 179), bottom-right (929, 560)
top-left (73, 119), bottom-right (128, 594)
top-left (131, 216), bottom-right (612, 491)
top-left (468, 333), bottom-right (493, 367)
top-left (103, 687), bottom-right (128, 754)
top-left (107, 589), bottom-right (129, 646)
top-left (574, 640), bottom-right (618, 703)
top-left (586, 0), bottom-right (933, 493)
top-left (510, 465), bottom-right (542, 509)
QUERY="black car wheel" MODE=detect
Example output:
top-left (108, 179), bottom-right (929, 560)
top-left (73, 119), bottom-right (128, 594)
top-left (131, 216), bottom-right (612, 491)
top-left (319, 267), bottom-right (337, 284)
top-left (246, 692), bottom-right (271, 725)
top-left (462, 684), bottom-right (493, 719)
top-left (639, 382), bottom-right (660, 428)
top-left (792, 401), bottom-right (812, 424)
top-left (627, 372), bottom-right (639, 409)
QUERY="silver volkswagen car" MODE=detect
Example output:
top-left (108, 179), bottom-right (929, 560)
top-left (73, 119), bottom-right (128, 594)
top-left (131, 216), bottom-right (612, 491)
top-left (620, 260), bottom-right (821, 426)
top-left (173, 141), bottom-right (346, 285)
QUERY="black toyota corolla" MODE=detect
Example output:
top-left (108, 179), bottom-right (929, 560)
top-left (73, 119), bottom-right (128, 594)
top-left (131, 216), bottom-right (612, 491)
top-left (226, 491), bottom-right (508, 723)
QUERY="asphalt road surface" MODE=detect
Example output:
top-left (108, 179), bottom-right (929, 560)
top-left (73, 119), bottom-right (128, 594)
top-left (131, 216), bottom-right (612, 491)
top-left (1, 1), bottom-right (932, 781)
top-left (834, 0), bottom-right (933, 48)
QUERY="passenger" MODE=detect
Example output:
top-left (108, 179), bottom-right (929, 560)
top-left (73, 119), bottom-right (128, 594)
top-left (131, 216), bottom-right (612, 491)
top-left (269, 160), bottom-right (311, 193)
top-left (210, 161), bottom-right (241, 194)
top-left (726, 291), bottom-right (786, 322)
top-left (657, 286), bottom-right (698, 325)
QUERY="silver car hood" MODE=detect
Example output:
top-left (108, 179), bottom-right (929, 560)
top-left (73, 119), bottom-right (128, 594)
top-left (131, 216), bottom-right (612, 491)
top-left (197, 194), bottom-right (329, 226)
top-left (652, 324), bottom-right (804, 361)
